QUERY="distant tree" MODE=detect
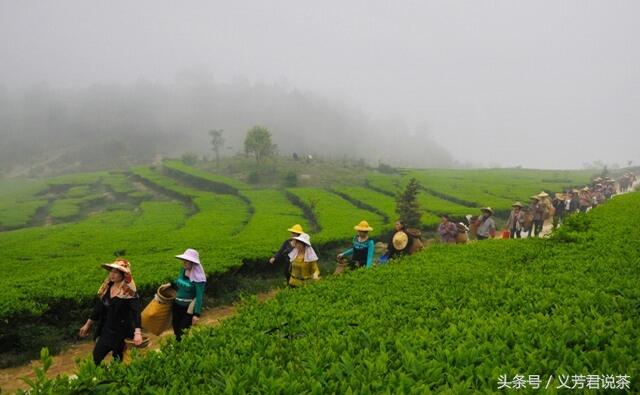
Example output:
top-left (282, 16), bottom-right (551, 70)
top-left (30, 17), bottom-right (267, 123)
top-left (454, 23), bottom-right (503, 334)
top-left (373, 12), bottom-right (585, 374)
top-left (377, 162), bottom-right (396, 174)
top-left (284, 171), bottom-right (298, 187)
top-left (244, 126), bottom-right (277, 165)
top-left (209, 129), bottom-right (225, 167)
top-left (181, 152), bottom-right (198, 166)
top-left (395, 178), bottom-right (422, 228)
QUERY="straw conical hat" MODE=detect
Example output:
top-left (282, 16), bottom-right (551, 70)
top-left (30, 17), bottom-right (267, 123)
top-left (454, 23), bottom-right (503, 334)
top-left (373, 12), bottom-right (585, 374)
top-left (392, 231), bottom-right (409, 250)
top-left (354, 220), bottom-right (373, 232)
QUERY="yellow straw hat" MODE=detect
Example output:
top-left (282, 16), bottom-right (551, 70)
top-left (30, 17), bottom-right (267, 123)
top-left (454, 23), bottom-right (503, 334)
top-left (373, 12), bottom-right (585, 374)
top-left (512, 202), bottom-right (524, 208)
top-left (537, 191), bottom-right (549, 198)
top-left (392, 231), bottom-right (409, 250)
top-left (354, 220), bottom-right (373, 232)
top-left (287, 224), bottom-right (304, 234)
top-left (480, 207), bottom-right (494, 215)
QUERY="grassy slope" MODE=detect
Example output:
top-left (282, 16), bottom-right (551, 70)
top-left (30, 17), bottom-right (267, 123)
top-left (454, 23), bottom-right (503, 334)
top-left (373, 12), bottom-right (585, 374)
top-left (39, 192), bottom-right (640, 393)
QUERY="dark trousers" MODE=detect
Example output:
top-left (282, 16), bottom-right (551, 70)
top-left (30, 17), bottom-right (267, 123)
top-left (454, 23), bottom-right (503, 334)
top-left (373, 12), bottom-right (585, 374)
top-left (93, 329), bottom-right (125, 364)
top-left (172, 303), bottom-right (193, 342)
top-left (532, 220), bottom-right (543, 237)
top-left (509, 227), bottom-right (521, 239)
top-left (476, 235), bottom-right (488, 240)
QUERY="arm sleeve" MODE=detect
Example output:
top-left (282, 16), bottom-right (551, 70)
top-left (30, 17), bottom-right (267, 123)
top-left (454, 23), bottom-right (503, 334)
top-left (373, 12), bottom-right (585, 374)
top-left (193, 282), bottom-right (206, 316)
top-left (341, 248), bottom-right (354, 257)
top-left (505, 214), bottom-right (512, 229)
top-left (171, 267), bottom-right (184, 289)
top-left (130, 297), bottom-right (142, 329)
top-left (273, 239), bottom-right (290, 260)
top-left (366, 240), bottom-right (375, 268)
top-left (90, 297), bottom-right (102, 322)
top-left (311, 261), bottom-right (320, 279)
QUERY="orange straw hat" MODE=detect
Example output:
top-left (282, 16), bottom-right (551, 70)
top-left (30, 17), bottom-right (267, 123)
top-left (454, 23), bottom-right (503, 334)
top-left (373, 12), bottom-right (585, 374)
top-left (98, 259), bottom-right (136, 299)
top-left (354, 220), bottom-right (373, 232)
top-left (101, 259), bottom-right (132, 274)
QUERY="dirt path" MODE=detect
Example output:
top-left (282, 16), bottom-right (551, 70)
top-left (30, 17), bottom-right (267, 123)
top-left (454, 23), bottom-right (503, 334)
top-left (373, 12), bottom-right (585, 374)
top-left (0, 290), bottom-right (278, 393)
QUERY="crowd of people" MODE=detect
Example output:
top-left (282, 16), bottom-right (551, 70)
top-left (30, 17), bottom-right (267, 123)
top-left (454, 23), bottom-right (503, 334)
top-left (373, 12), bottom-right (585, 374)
top-left (77, 172), bottom-right (636, 364)
top-left (438, 172), bottom-right (637, 242)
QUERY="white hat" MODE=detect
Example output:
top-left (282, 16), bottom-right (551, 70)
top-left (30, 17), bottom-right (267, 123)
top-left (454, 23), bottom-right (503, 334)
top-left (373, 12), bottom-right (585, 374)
top-left (175, 248), bottom-right (201, 265)
top-left (292, 233), bottom-right (312, 246)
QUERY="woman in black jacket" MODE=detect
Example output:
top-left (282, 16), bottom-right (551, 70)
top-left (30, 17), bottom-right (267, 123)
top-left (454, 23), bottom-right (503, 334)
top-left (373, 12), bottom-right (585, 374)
top-left (79, 259), bottom-right (142, 364)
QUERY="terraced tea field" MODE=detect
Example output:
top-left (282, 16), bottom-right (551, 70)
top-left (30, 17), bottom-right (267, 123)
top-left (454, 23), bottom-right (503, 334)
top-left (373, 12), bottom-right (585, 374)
top-left (29, 185), bottom-right (640, 393)
top-left (0, 163), bottom-right (594, 369)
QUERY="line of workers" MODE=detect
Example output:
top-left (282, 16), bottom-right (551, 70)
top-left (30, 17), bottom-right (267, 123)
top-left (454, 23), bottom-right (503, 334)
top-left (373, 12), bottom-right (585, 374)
top-left (77, 172), bottom-right (636, 365)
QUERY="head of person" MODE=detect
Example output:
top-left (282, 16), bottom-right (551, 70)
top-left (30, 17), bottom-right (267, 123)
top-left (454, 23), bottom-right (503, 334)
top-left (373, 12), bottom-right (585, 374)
top-left (441, 215), bottom-right (450, 224)
top-left (293, 233), bottom-right (311, 251)
top-left (512, 203), bottom-right (522, 212)
top-left (354, 220), bottom-right (373, 237)
top-left (175, 248), bottom-right (207, 282)
top-left (481, 208), bottom-right (493, 217)
top-left (394, 220), bottom-right (406, 232)
top-left (175, 248), bottom-right (200, 271)
top-left (101, 259), bottom-right (131, 284)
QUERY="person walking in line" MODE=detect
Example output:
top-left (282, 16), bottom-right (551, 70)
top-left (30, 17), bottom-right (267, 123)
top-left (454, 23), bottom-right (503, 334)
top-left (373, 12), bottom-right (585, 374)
top-left (170, 249), bottom-right (206, 342)
top-left (552, 193), bottom-right (565, 229)
top-left (337, 220), bottom-right (375, 269)
top-left (505, 202), bottom-right (525, 238)
top-left (564, 190), bottom-right (579, 216)
top-left (530, 196), bottom-right (544, 237)
top-left (78, 259), bottom-right (142, 364)
top-left (475, 208), bottom-right (496, 240)
top-left (579, 187), bottom-right (591, 212)
top-left (438, 215), bottom-right (458, 243)
top-left (288, 233), bottom-right (320, 288)
top-left (380, 220), bottom-right (421, 262)
top-left (269, 224), bottom-right (304, 282)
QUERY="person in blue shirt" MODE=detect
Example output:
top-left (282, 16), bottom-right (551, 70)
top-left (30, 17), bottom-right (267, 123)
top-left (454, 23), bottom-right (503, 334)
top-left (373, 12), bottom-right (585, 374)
top-left (337, 220), bottom-right (375, 270)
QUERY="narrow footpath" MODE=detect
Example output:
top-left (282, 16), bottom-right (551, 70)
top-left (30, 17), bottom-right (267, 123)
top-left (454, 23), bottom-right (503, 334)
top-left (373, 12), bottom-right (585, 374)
top-left (0, 290), bottom-right (278, 393)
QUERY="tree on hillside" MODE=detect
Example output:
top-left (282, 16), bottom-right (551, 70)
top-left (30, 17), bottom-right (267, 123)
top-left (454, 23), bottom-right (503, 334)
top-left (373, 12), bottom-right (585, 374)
top-left (244, 126), bottom-right (277, 165)
top-left (209, 129), bottom-right (225, 167)
top-left (396, 178), bottom-right (422, 228)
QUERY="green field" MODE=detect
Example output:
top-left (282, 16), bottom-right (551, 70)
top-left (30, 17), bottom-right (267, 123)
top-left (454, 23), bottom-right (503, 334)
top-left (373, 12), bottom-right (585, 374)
top-left (0, 162), bottom-right (596, 366)
top-left (33, 190), bottom-right (640, 393)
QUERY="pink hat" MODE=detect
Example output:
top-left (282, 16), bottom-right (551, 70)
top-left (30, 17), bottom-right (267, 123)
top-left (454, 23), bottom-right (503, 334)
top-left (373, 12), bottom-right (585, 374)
top-left (175, 248), bottom-right (201, 265)
top-left (175, 248), bottom-right (206, 283)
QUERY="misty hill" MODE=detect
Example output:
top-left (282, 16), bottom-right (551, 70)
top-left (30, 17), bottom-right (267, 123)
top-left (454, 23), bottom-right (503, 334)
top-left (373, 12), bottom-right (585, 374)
top-left (0, 79), bottom-right (454, 176)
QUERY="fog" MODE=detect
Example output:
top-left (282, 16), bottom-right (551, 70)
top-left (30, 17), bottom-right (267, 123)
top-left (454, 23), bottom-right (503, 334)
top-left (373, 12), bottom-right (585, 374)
top-left (1, 1), bottom-right (639, 171)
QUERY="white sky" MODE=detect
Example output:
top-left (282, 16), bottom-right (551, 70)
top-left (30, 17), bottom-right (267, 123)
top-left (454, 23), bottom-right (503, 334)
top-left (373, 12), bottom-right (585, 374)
top-left (1, 0), bottom-right (639, 168)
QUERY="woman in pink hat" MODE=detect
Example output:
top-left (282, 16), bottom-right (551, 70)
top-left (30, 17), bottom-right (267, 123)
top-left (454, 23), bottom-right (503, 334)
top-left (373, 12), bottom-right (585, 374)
top-left (169, 248), bottom-right (206, 341)
top-left (78, 259), bottom-right (142, 364)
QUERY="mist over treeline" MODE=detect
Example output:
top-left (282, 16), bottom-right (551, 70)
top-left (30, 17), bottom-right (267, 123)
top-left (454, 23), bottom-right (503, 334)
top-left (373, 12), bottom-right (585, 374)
top-left (0, 76), bottom-right (455, 175)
